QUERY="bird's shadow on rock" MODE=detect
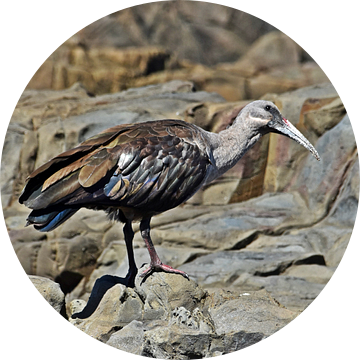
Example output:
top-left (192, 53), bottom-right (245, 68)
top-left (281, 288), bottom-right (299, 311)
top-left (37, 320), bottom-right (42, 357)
top-left (71, 275), bottom-right (129, 319)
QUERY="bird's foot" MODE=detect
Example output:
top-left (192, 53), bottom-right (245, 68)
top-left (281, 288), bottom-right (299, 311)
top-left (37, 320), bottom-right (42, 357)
top-left (139, 262), bottom-right (189, 284)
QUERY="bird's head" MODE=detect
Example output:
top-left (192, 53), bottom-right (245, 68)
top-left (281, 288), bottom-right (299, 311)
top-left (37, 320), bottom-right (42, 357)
top-left (237, 100), bottom-right (320, 161)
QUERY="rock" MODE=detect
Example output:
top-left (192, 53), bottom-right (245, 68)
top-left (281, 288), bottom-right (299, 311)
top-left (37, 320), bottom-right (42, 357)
top-left (236, 275), bottom-right (325, 311)
top-left (29, 275), bottom-right (65, 314)
top-left (170, 306), bottom-right (215, 333)
top-left (151, 192), bottom-right (315, 252)
top-left (291, 114), bottom-right (356, 219)
top-left (135, 267), bottom-right (207, 321)
top-left (68, 271), bottom-right (296, 357)
top-left (179, 249), bottom-right (325, 288)
top-left (68, 299), bottom-right (87, 315)
top-left (23, 4), bottom-right (328, 103)
top-left (35, 233), bottom-right (103, 294)
top-left (107, 320), bottom-right (145, 355)
top-left (247, 62), bottom-right (329, 99)
top-left (121, 50), bottom-right (328, 103)
top-left (73, 2), bottom-right (275, 66)
top-left (283, 264), bottom-right (334, 284)
top-left (70, 283), bottom-right (143, 341)
top-left (230, 31), bottom-right (302, 77)
top-left (28, 44), bottom-right (176, 96)
top-left (206, 289), bottom-right (296, 335)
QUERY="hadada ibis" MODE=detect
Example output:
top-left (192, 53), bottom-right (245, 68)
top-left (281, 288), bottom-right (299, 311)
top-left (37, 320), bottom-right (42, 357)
top-left (19, 100), bottom-right (320, 286)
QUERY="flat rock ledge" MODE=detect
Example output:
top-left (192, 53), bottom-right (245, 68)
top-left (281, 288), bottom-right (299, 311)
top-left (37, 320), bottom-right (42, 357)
top-left (31, 271), bottom-right (297, 358)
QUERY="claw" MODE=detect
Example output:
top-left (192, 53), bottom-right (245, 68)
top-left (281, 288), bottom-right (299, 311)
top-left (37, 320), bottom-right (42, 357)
top-left (139, 262), bottom-right (189, 284)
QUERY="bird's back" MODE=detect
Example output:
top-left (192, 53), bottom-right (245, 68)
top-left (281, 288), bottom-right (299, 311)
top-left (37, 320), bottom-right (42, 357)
top-left (20, 119), bottom-right (211, 229)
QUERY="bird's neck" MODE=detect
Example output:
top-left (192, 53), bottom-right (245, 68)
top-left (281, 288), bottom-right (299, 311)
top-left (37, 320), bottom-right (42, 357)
top-left (204, 122), bottom-right (263, 183)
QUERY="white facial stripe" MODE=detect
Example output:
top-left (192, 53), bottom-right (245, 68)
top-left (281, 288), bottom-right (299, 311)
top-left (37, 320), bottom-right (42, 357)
top-left (249, 115), bottom-right (269, 125)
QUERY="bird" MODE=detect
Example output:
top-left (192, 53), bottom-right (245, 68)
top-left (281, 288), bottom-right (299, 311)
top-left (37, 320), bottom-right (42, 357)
top-left (19, 100), bottom-right (320, 287)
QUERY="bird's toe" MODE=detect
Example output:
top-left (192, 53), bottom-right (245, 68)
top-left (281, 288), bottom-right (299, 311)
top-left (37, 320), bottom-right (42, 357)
top-left (139, 262), bottom-right (189, 284)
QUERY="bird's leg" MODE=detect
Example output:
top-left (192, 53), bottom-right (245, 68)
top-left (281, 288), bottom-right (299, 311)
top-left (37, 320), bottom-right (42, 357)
top-left (139, 218), bottom-right (189, 283)
top-left (123, 221), bottom-right (138, 287)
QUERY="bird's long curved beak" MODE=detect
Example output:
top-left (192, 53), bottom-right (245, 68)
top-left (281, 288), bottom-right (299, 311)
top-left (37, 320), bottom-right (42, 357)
top-left (269, 117), bottom-right (320, 161)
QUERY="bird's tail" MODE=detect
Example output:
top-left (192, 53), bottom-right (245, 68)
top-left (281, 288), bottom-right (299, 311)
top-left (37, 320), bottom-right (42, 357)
top-left (26, 207), bottom-right (79, 232)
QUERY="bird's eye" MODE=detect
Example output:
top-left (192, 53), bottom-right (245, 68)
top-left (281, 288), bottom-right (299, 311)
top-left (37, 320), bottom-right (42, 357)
top-left (265, 105), bottom-right (271, 111)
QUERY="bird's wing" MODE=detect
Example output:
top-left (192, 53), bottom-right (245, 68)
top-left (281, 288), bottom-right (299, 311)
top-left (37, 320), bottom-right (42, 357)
top-left (19, 123), bottom-right (131, 208)
top-left (20, 120), bottom-right (211, 213)
top-left (97, 121), bottom-right (210, 212)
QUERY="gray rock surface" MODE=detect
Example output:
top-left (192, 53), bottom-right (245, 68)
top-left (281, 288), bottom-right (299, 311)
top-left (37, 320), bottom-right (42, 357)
top-left (29, 275), bottom-right (65, 314)
top-left (66, 270), bottom-right (296, 357)
top-left (23, 272), bottom-right (297, 357)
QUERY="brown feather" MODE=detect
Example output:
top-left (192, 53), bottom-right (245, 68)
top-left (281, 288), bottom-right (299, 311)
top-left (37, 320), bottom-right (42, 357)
top-left (27, 172), bottom-right (81, 209)
top-left (42, 152), bottom-right (93, 191)
top-left (78, 157), bottom-right (118, 188)
top-left (27, 145), bottom-right (88, 177)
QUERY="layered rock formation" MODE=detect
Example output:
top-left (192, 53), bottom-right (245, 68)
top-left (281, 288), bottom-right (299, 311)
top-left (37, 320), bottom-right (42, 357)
top-left (26, 2), bottom-right (328, 101)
